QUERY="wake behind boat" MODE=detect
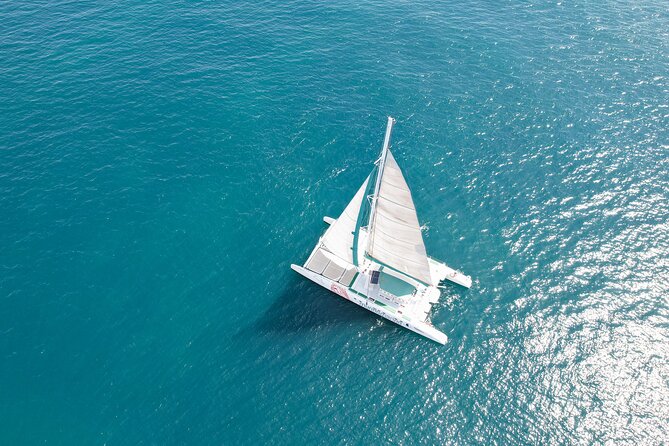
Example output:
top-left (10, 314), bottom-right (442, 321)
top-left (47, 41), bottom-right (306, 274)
top-left (291, 117), bottom-right (471, 344)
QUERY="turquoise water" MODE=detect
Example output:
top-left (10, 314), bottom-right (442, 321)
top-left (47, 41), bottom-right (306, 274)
top-left (2, 0), bottom-right (668, 444)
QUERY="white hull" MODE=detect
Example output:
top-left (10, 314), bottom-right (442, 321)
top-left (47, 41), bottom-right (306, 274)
top-left (429, 257), bottom-right (472, 288)
top-left (291, 264), bottom-right (448, 344)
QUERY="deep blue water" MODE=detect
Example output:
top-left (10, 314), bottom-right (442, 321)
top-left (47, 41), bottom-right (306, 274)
top-left (1, 1), bottom-right (668, 444)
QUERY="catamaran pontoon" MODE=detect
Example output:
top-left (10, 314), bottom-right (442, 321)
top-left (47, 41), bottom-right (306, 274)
top-left (291, 117), bottom-right (471, 344)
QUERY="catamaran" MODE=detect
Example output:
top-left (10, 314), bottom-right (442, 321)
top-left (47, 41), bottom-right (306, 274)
top-left (291, 117), bottom-right (471, 344)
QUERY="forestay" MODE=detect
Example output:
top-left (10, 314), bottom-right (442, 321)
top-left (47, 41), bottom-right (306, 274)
top-left (367, 150), bottom-right (433, 285)
top-left (321, 176), bottom-right (370, 264)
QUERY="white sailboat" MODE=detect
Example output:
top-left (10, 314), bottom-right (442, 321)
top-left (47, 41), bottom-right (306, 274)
top-left (291, 117), bottom-right (471, 344)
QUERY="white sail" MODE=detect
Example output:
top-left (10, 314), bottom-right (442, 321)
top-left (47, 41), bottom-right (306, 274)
top-left (367, 150), bottom-right (433, 285)
top-left (322, 176), bottom-right (369, 264)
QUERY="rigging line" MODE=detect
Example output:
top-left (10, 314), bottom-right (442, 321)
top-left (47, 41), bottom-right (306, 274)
top-left (369, 224), bottom-right (427, 249)
top-left (377, 195), bottom-right (417, 212)
top-left (368, 244), bottom-right (429, 267)
top-left (373, 212), bottom-right (422, 230)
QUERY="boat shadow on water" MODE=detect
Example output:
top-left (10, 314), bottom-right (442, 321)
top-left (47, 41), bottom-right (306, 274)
top-left (248, 275), bottom-right (383, 336)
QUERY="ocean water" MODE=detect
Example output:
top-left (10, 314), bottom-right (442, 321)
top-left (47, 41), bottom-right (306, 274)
top-left (1, 0), bottom-right (668, 444)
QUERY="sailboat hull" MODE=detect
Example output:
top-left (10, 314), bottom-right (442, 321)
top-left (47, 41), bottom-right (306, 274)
top-left (291, 264), bottom-right (448, 345)
top-left (290, 117), bottom-right (471, 345)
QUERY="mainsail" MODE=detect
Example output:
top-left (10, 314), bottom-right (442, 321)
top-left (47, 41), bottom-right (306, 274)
top-left (366, 123), bottom-right (433, 285)
top-left (321, 176), bottom-right (370, 264)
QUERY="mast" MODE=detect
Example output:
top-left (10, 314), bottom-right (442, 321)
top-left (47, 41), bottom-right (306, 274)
top-left (367, 116), bottom-right (395, 254)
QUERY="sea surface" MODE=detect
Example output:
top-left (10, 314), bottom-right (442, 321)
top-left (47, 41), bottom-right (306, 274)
top-left (1, 1), bottom-right (668, 444)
